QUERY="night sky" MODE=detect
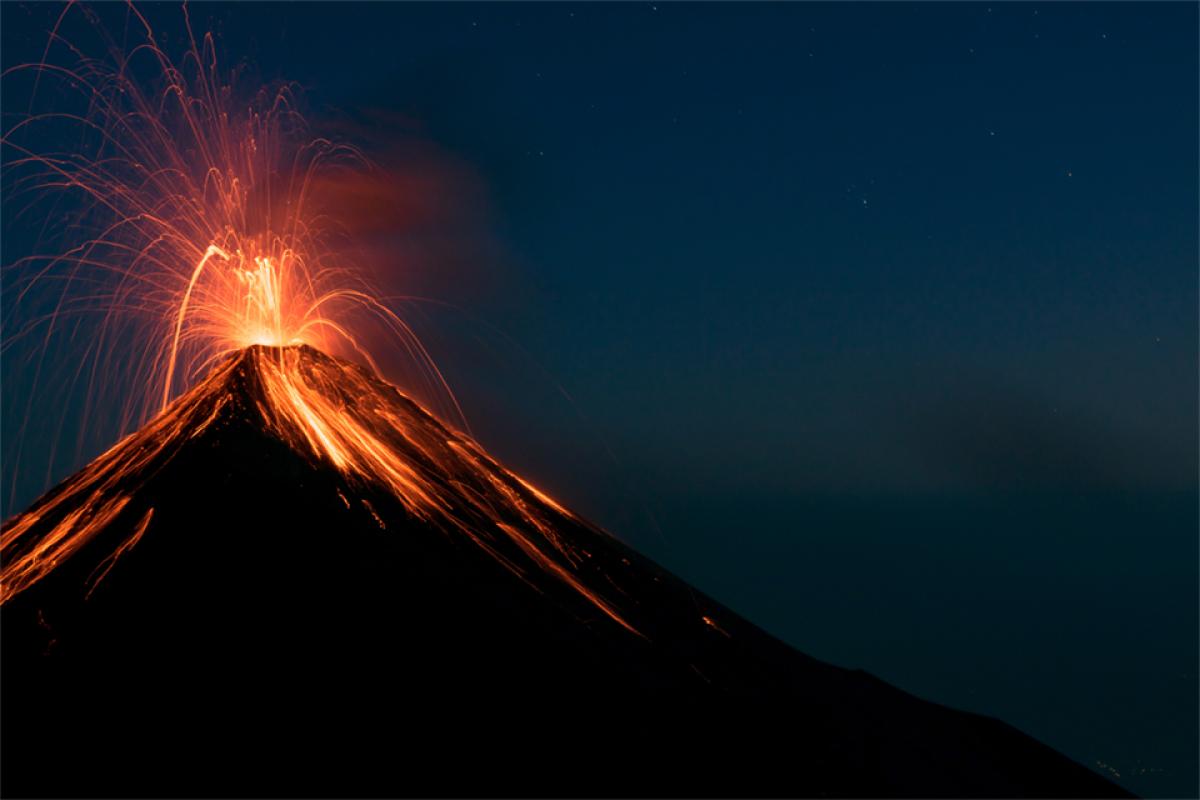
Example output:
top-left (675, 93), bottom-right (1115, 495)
top-left (2, 3), bottom-right (1196, 796)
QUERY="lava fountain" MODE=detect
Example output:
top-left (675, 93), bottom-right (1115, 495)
top-left (0, 3), bottom-right (634, 633)
top-left (2, 2), bottom-right (463, 429)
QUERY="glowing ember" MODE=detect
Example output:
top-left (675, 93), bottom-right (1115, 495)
top-left (2, 2), bottom-right (464, 433)
top-left (1, 5), bottom-right (638, 635)
top-left (1, 345), bottom-right (638, 635)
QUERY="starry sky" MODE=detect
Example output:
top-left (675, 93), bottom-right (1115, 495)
top-left (2, 3), bottom-right (1196, 796)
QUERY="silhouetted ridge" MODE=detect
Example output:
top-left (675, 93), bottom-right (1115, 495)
top-left (1, 346), bottom-right (1132, 798)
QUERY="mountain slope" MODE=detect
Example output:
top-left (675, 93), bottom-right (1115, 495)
top-left (0, 345), bottom-right (1130, 798)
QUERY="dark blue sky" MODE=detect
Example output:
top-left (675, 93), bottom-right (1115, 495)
top-left (2, 3), bottom-right (1196, 796)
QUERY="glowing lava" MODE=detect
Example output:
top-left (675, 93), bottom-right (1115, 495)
top-left (2, 2), bottom-right (465, 442)
top-left (1, 345), bottom-right (640, 636)
top-left (2, 5), bottom-right (637, 636)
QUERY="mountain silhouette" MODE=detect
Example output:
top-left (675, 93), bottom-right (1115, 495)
top-left (1, 345), bottom-right (1130, 798)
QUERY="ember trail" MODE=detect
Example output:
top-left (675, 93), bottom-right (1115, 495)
top-left (0, 4), bottom-right (630, 629)
top-left (1, 344), bottom-right (637, 635)
top-left (2, 3), bottom-right (463, 436)
top-left (0, 7), bottom-right (1143, 798)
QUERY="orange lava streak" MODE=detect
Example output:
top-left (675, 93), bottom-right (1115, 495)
top-left (248, 347), bottom-right (640, 635)
top-left (2, 7), bottom-right (638, 635)
top-left (85, 508), bottom-right (154, 600)
top-left (3, 1), bottom-right (467, 455)
top-left (0, 355), bottom-right (243, 603)
top-left (1, 346), bottom-right (640, 637)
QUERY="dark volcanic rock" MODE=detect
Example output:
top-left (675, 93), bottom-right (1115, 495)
top-left (1, 346), bottom-right (1130, 798)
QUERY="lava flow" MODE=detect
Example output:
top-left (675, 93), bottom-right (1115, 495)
top-left (0, 4), bottom-right (632, 630)
top-left (0, 9), bottom-right (1145, 799)
top-left (0, 344), bottom-right (637, 635)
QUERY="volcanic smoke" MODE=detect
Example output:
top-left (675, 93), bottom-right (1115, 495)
top-left (0, 2), bottom-right (639, 632)
top-left (2, 2), bottom-right (465, 482)
top-left (0, 7), bottom-right (1135, 798)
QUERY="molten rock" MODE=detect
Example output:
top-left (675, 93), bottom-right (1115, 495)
top-left (2, 346), bottom-right (1129, 798)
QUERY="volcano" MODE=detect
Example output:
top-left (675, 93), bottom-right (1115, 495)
top-left (1, 345), bottom-right (1127, 798)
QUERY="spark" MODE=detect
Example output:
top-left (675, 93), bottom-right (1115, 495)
top-left (2, 2), bottom-right (466, 442)
top-left (2, 346), bottom-right (640, 637)
top-left (0, 4), bottom-right (639, 636)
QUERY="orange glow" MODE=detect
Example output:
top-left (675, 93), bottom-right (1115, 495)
top-left (3, 3), bottom-right (465, 434)
top-left (1, 7), bottom-right (639, 636)
top-left (1, 346), bottom-right (639, 637)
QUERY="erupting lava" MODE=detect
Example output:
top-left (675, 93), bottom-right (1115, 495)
top-left (0, 4), bottom-right (632, 630)
top-left (1, 345), bottom-right (638, 634)
top-left (2, 2), bottom-right (463, 432)
top-left (0, 10), bottom-right (1146, 799)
